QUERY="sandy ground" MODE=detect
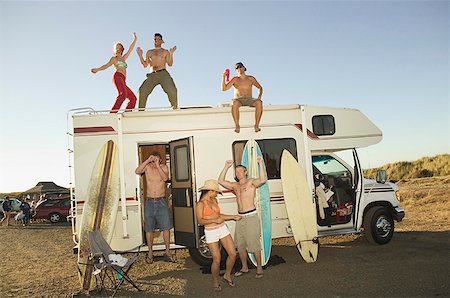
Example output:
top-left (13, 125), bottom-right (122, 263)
top-left (0, 176), bottom-right (449, 297)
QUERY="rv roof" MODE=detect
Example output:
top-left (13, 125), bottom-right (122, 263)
top-left (71, 104), bottom-right (306, 118)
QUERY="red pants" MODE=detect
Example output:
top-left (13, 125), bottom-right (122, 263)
top-left (111, 72), bottom-right (136, 112)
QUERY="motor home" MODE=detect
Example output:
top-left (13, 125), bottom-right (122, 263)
top-left (67, 104), bottom-right (404, 265)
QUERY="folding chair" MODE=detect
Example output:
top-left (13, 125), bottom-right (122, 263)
top-left (88, 229), bottom-right (141, 297)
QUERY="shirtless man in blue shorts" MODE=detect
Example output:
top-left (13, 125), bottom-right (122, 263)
top-left (135, 151), bottom-right (175, 263)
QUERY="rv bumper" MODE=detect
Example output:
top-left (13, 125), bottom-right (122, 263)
top-left (393, 207), bottom-right (405, 222)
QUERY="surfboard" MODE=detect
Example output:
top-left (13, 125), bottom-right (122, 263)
top-left (281, 149), bottom-right (318, 263)
top-left (241, 139), bottom-right (271, 266)
top-left (77, 140), bottom-right (120, 290)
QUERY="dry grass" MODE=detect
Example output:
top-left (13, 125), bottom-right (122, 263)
top-left (395, 175), bottom-right (450, 232)
top-left (364, 154), bottom-right (450, 181)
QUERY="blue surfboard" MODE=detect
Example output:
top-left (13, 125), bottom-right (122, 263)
top-left (241, 139), bottom-right (271, 266)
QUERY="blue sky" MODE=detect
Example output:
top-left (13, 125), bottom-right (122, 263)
top-left (0, 1), bottom-right (448, 192)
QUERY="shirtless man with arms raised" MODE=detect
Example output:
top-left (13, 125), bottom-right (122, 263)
top-left (218, 157), bottom-right (267, 279)
top-left (222, 62), bottom-right (263, 133)
top-left (135, 151), bottom-right (175, 263)
top-left (136, 33), bottom-right (178, 109)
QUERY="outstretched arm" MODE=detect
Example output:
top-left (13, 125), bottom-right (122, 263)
top-left (252, 156), bottom-right (267, 187)
top-left (218, 160), bottom-right (236, 190)
top-left (123, 32), bottom-right (137, 60)
top-left (251, 76), bottom-right (263, 100)
top-left (91, 57), bottom-right (114, 73)
top-left (220, 213), bottom-right (242, 221)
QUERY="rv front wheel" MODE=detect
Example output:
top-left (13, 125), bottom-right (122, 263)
top-left (363, 206), bottom-right (394, 245)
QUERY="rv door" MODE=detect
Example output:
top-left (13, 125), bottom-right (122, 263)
top-left (352, 148), bottom-right (363, 226)
top-left (169, 137), bottom-right (198, 248)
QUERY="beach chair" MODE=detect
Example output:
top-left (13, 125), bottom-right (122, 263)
top-left (88, 229), bottom-right (141, 297)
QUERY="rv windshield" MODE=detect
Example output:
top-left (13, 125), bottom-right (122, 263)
top-left (312, 155), bottom-right (349, 177)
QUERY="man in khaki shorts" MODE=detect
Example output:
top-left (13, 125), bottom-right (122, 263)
top-left (218, 157), bottom-right (267, 279)
top-left (221, 62), bottom-right (263, 133)
top-left (136, 33), bottom-right (178, 109)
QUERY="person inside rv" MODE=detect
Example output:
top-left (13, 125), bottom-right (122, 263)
top-left (218, 158), bottom-right (266, 279)
top-left (135, 151), bottom-right (175, 263)
top-left (195, 180), bottom-right (241, 292)
top-left (136, 33), bottom-right (178, 110)
top-left (91, 32), bottom-right (137, 113)
top-left (221, 62), bottom-right (263, 133)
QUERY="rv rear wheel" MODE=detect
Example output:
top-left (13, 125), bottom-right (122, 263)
top-left (188, 234), bottom-right (227, 267)
top-left (363, 206), bottom-right (394, 245)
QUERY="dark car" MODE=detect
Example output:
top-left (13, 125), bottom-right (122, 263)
top-left (34, 198), bottom-right (71, 223)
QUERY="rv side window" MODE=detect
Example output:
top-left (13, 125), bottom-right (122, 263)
top-left (232, 138), bottom-right (297, 180)
top-left (312, 115), bottom-right (335, 136)
top-left (173, 145), bottom-right (189, 181)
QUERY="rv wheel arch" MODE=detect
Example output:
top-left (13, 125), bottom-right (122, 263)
top-left (363, 206), bottom-right (394, 245)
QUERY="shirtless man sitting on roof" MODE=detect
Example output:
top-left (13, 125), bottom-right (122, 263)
top-left (221, 62), bottom-right (263, 133)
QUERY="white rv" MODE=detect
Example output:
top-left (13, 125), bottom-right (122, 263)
top-left (67, 104), bottom-right (404, 265)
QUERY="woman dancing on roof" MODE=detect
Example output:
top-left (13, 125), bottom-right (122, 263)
top-left (91, 33), bottom-right (137, 113)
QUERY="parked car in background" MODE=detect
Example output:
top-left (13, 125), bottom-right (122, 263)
top-left (33, 198), bottom-right (70, 223)
top-left (0, 198), bottom-right (22, 214)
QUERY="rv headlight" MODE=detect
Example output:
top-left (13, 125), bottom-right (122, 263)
top-left (395, 190), bottom-right (400, 201)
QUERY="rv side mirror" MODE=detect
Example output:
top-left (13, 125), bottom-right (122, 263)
top-left (376, 170), bottom-right (387, 184)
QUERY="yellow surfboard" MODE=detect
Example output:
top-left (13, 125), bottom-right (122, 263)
top-left (77, 140), bottom-right (120, 290)
top-left (281, 150), bottom-right (318, 263)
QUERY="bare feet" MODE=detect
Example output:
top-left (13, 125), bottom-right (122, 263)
top-left (235, 126), bottom-right (240, 133)
top-left (254, 126), bottom-right (261, 132)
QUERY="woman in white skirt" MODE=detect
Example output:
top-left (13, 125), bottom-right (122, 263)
top-left (195, 180), bottom-right (241, 292)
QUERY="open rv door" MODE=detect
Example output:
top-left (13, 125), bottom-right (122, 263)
top-left (169, 137), bottom-right (198, 247)
top-left (353, 148), bottom-right (363, 227)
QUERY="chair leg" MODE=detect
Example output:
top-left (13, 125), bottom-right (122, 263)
top-left (109, 265), bottom-right (141, 296)
top-left (119, 263), bottom-right (141, 291)
top-left (119, 273), bottom-right (141, 291)
top-left (98, 271), bottom-right (110, 297)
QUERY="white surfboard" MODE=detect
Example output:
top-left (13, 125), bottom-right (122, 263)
top-left (77, 140), bottom-right (120, 290)
top-left (281, 149), bottom-right (318, 263)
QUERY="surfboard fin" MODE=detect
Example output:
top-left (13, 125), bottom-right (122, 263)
top-left (308, 250), bottom-right (315, 261)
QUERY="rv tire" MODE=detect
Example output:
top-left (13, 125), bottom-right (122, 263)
top-left (363, 206), bottom-right (394, 245)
